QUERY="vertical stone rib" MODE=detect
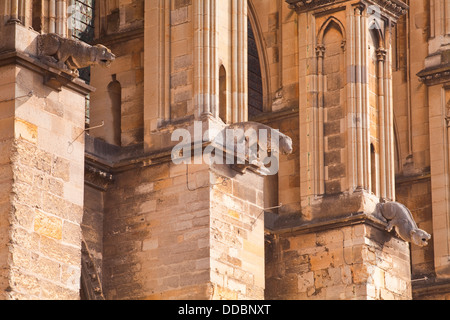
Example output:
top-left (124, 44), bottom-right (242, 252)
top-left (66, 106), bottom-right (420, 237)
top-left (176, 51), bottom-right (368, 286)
top-left (430, 0), bottom-right (436, 37)
top-left (361, 10), bottom-right (370, 191)
top-left (144, 0), bottom-right (170, 132)
top-left (203, 0), bottom-right (211, 115)
top-left (239, 0), bottom-right (248, 122)
top-left (447, 113), bottom-right (450, 245)
top-left (210, 0), bottom-right (217, 117)
top-left (18, 0), bottom-right (25, 24)
top-left (229, 0), bottom-right (248, 122)
top-left (195, 0), bottom-right (216, 117)
top-left (377, 48), bottom-right (386, 199)
top-left (347, 7), bottom-right (357, 191)
top-left (237, 0), bottom-right (243, 121)
top-left (316, 45), bottom-right (325, 195)
top-left (56, 0), bottom-right (67, 36)
top-left (385, 26), bottom-right (395, 200)
top-left (194, 0), bottom-right (204, 117)
top-left (445, 0), bottom-right (450, 35)
top-left (164, 0), bottom-right (171, 122)
top-left (9, 0), bottom-right (19, 22)
top-left (232, 0), bottom-right (238, 123)
top-left (49, 0), bottom-right (56, 33)
top-left (355, 5), bottom-right (364, 188)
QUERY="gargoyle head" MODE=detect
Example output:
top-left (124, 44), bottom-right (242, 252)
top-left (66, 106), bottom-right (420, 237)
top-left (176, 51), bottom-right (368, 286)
top-left (279, 134), bottom-right (293, 155)
top-left (92, 44), bottom-right (116, 68)
top-left (410, 229), bottom-right (431, 247)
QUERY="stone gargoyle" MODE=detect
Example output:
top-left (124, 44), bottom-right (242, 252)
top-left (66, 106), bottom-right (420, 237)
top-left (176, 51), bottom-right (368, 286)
top-left (211, 121), bottom-right (293, 174)
top-left (377, 201), bottom-right (431, 247)
top-left (37, 33), bottom-right (115, 76)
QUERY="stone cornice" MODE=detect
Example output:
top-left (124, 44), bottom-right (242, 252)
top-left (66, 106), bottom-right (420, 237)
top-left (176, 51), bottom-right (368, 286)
top-left (265, 211), bottom-right (388, 236)
top-left (91, 28), bottom-right (144, 47)
top-left (413, 278), bottom-right (450, 299)
top-left (0, 50), bottom-right (95, 95)
top-left (285, 0), bottom-right (408, 17)
top-left (286, 0), bottom-right (343, 11)
top-left (84, 162), bottom-right (114, 191)
top-left (417, 64), bottom-right (450, 86)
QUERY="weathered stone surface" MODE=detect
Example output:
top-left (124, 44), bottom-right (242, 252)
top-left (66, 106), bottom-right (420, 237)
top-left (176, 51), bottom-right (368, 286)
top-left (37, 33), bottom-right (115, 77)
top-left (2, 0), bottom-right (450, 302)
top-left (265, 224), bottom-right (412, 300)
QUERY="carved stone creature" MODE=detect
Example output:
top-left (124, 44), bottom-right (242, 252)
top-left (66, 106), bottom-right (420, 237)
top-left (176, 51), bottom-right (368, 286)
top-left (378, 201), bottom-right (431, 247)
top-left (37, 33), bottom-right (115, 76)
top-left (223, 121), bottom-right (293, 156)
top-left (213, 121), bottom-right (293, 174)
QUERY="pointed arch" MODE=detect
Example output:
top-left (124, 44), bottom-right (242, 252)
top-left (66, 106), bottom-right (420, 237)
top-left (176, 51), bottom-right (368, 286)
top-left (317, 16), bottom-right (346, 46)
top-left (368, 19), bottom-right (385, 49)
top-left (248, 0), bottom-right (271, 114)
top-left (316, 15), bottom-right (348, 195)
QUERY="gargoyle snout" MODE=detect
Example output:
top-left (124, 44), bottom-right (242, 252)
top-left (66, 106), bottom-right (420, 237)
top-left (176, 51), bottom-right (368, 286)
top-left (281, 137), bottom-right (293, 155)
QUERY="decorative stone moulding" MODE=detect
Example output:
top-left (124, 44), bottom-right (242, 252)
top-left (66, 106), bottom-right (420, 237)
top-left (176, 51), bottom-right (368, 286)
top-left (417, 66), bottom-right (450, 86)
top-left (285, 0), bottom-right (408, 17)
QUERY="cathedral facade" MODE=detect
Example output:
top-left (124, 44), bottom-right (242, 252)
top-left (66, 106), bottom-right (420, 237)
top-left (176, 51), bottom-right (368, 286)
top-left (0, 0), bottom-right (450, 300)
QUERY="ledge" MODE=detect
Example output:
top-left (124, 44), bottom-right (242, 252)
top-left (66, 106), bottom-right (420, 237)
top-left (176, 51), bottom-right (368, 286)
top-left (413, 277), bottom-right (450, 299)
top-left (417, 63), bottom-right (450, 86)
top-left (395, 172), bottom-right (431, 186)
top-left (0, 50), bottom-right (95, 96)
top-left (91, 28), bottom-right (144, 47)
top-left (250, 107), bottom-right (299, 124)
top-left (265, 210), bottom-right (388, 236)
top-left (286, 0), bottom-right (408, 16)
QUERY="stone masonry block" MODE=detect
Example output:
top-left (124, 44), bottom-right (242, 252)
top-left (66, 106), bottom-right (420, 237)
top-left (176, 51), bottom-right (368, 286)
top-left (34, 210), bottom-right (63, 240)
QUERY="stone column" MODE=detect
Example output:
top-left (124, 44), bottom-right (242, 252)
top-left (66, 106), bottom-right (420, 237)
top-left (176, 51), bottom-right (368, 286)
top-left (315, 44), bottom-right (325, 196)
top-left (8, 0), bottom-right (20, 23)
top-left (193, 0), bottom-right (216, 118)
top-left (377, 48), bottom-right (387, 199)
top-left (49, 0), bottom-right (56, 33)
top-left (0, 23), bottom-right (93, 299)
top-left (56, 0), bottom-right (67, 36)
top-left (5, 0), bottom-right (32, 28)
top-left (354, 4), bottom-right (365, 189)
top-left (143, 0), bottom-right (172, 152)
top-left (231, 0), bottom-right (248, 123)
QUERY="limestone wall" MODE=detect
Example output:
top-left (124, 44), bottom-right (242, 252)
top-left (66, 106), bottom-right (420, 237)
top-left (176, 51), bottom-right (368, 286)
top-left (0, 18), bottom-right (92, 299)
top-left (266, 223), bottom-right (412, 300)
top-left (0, 64), bottom-right (15, 299)
top-left (396, 178), bottom-right (434, 280)
top-left (248, 0), bottom-right (299, 112)
top-left (210, 164), bottom-right (265, 300)
top-left (3, 0), bottom-right (449, 301)
top-left (90, 35), bottom-right (144, 147)
top-left (395, 0), bottom-right (450, 296)
top-left (89, 0), bottom-right (145, 147)
top-left (99, 153), bottom-right (267, 300)
top-left (102, 161), bottom-right (211, 299)
top-left (5, 65), bottom-right (87, 300)
top-left (256, 111), bottom-right (300, 216)
top-left (81, 184), bottom-right (105, 292)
